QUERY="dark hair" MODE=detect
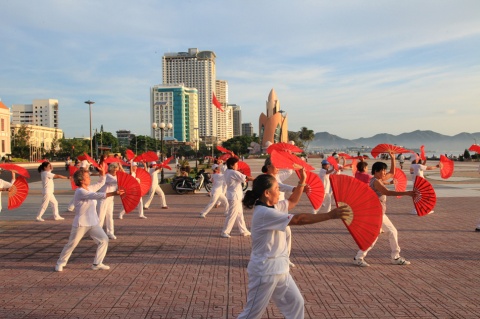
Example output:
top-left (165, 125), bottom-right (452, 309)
top-left (73, 168), bottom-right (87, 186)
top-left (261, 165), bottom-right (268, 173)
top-left (226, 157), bottom-right (239, 169)
top-left (371, 162), bottom-right (387, 175)
top-left (356, 161), bottom-right (368, 173)
top-left (37, 161), bottom-right (51, 173)
top-left (243, 174), bottom-right (276, 209)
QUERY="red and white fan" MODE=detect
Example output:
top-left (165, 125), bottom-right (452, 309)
top-left (116, 171), bottom-right (142, 214)
top-left (8, 176), bottom-right (29, 210)
top-left (468, 144), bottom-right (480, 154)
top-left (69, 166), bottom-right (79, 190)
top-left (370, 144), bottom-right (412, 159)
top-left (327, 156), bottom-right (339, 171)
top-left (393, 168), bottom-right (407, 198)
top-left (0, 163), bottom-right (31, 179)
top-left (267, 142), bottom-right (303, 154)
top-left (135, 168), bottom-right (152, 197)
top-left (439, 155), bottom-right (454, 179)
top-left (156, 156), bottom-right (174, 170)
top-left (412, 176), bottom-right (436, 217)
top-left (82, 152), bottom-right (101, 169)
top-left (295, 170), bottom-right (324, 210)
top-left (237, 161), bottom-right (252, 177)
top-left (125, 149), bottom-right (135, 161)
top-left (270, 150), bottom-right (315, 171)
top-left (420, 145), bottom-right (426, 161)
top-left (329, 174), bottom-right (383, 251)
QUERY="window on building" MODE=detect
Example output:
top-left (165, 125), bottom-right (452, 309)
top-left (1, 119), bottom-right (4, 131)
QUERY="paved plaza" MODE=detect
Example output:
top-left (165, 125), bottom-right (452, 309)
top-left (1, 158), bottom-right (480, 318)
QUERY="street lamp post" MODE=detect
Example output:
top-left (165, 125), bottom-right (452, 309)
top-left (194, 128), bottom-right (199, 170)
top-left (153, 122), bottom-right (172, 183)
top-left (84, 100), bottom-right (95, 158)
top-left (152, 122), bottom-right (159, 155)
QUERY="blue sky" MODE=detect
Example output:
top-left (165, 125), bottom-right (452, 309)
top-left (1, 0), bottom-right (479, 140)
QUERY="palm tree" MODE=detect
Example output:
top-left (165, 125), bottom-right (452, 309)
top-left (299, 127), bottom-right (315, 152)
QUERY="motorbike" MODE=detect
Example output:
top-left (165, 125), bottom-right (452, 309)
top-left (171, 170), bottom-right (210, 194)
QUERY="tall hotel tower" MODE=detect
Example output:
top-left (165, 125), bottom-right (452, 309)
top-left (162, 48), bottom-right (216, 140)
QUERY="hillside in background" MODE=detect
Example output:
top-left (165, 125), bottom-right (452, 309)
top-left (308, 130), bottom-right (480, 154)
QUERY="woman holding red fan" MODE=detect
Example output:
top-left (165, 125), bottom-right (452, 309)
top-left (409, 158), bottom-right (439, 215)
top-left (97, 163), bottom-right (120, 239)
top-left (36, 162), bottom-right (69, 222)
top-left (0, 171), bottom-right (15, 213)
top-left (237, 169), bottom-right (348, 319)
top-left (221, 157), bottom-right (254, 238)
top-left (353, 152), bottom-right (415, 267)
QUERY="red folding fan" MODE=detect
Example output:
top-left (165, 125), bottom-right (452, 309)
top-left (0, 163), bottom-right (31, 179)
top-left (370, 144), bottom-right (412, 159)
top-left (116, 171), bottom-right (142, 214)
top-left (439, 155), bottom-right (454, 179)
top-left (393, 168), bottom-right (407, 197)
top-left (126, 149), bottom-right (135, 161)
top-left (141, 151), bottom-right (159, 162)
top-left (8, 176), bottom-right (29, 210)
top-left (237, 161), bottom-right (251, 177)
top-left (327, 156), bottom-right (339, 171)
top-left (412, 176), bottom-right (436, 217)
top-left (82, 153), bottom-right (100, 169)
top-left (216, 145), bottom-right (235, 156)
top-left (77, 154), bottom-right (87, 161)
top-left (134, 168), bottom-right (152, 197)
top-left (219, 153), bottom-right (233, 162)
top-left (267, 142), bottom-right (303, 154)
top-left (338, 152), bottom-right (352, 159)
top-left (270, 150), bottom-right (315, 171)
top-left (329, 174), bottom-right (383, 251)
top-left (69, 166), bottom-right (79, 190)
top-left (156, 156), bottom-right (174, 170)
top-left (469, 144), bottom-right (480, 154)
top-left (420, 145), bottom-right (426, 161)
top-left (351, 159), bottom-right (358, 176)
top-left (295, 170), bottom-right (324, 210)
top-left (104, 157), bottom-right (123, 164)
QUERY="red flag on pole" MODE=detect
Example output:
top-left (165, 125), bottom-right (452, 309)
top-left (212, 92), bottom-right (224, 112)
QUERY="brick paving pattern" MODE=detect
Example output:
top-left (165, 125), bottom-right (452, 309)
top-left (1, 159), bottom-right (480, 318)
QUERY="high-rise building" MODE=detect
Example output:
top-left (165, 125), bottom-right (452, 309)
top-left (242, 123), bottom-right (254, 137)
top-left (116, 130), bottom-right (132, 147)
top-left (150, 84), bottom-right (198, 142)
top-left (11, 99), bottom-right (59, 128)
top-left (230, 104), bottom-right (242, 137)
top-left (162, 48), bottom-right (216, 139)
top-left (0, 100), bottom-right (11, 157)
top-left (215, 80), bottom-right (233, 142)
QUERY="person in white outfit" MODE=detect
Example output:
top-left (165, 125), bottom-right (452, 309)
top-left (199, 164), bottom-right (228, 218)
top-left (0, 171), bottom-right (15, 213)
top-left (221, 157), bottom-right (255, 238)
top-left (312, 159), bottom-right (336, 214)
top-left (66, 160), bottom-right (83, 212)
top-left (119, 161), bottom-right (147, 219)
top-left (353, 153), bottom-right (415, 267)
top-left (97, 163), bottom-right (119, 239)
top-left (36, 162), bottom-right (69, 222)
top-left (409, 158), bottom-right (439, 215)
top-left (55, 167), bottom-right (124, 272)
top-left (237, 170), bottom-right (348, 319)
top-left (143, 162), bottom-right (168, 209)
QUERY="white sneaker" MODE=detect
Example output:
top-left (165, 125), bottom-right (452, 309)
top-left (221, 233), bottom-right (231, 238)
top-left (214, 203), bottom-right (221, 208)
top-left (427, 210), bottom-right (434, 215)
top-left (289, 261), bottom-right (296, 268)
top-left (108, 234), bottom-right (117, 240)
top-left (199, 213), bottom-right (206, 218)
top-left (92, 263), bottom-right (110, 270)
top-left (392, 257), bottom-right (411, 265)
top-left (139, 215), bottom-right (147, 219)
top-left (353, 258), bottom-right (370, 267)
top-left (55, 264), bottom-right (63, 272)
top-left (36, 217), bottom-right (44, 222)
top-left (241, 231), bottom-right (251, 237)
top-left (410, 209), bottom-right (417, 215)
top-left (54, 216), bottom-right (65, 221)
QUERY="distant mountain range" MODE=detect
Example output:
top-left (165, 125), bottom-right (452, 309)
top-left (308, 130), bottom-right (480, 154)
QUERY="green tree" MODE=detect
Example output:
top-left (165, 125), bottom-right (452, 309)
top-left (93, 131), bottom-right (119, 154)
top-left (11, 125), bottom-right (31, 159)
top-left (58, 138), bottom-right (90, 159)
top-left (221, 135), bottom-right (260, 156)
top-left (298, 127), bottom-right (315, 151)
top-left (287, 131), bottom-right (303, 148)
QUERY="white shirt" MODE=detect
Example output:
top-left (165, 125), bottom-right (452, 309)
top-left (211, 173), bottom-right (226, 193)
top-left (149, 167), bottom-right (160, 187)
top-left (72, 176), bottom-right (106, 227)
top-left (247, 200), bottom-right (292, 276)
top-left (411, 164), bottom-right (427, 178)
top-left (98, 173), bottom-right (118, 193)
top-left (275, 171), bottom-right (294, 201)
top-left (319, 168), bottom-right (331, 194)
top-left (224, 169), bottom-right (246, 200)
top-left (41, 171), bottom-right (56, 194)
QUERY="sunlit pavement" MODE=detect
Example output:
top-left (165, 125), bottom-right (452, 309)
top-left (1, 158), bottom-right (479, 318)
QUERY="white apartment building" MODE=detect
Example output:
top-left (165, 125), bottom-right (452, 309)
top-left (162, 48), bottom-right (216, 139)
top-left (11, 124), bottom-right (63, 161)
top-left (0, 100), bottom-right (11, 157)
top-left (11, 99), bottom-right (59, 128)
top-left (215, 80), bottom-right (233, 142)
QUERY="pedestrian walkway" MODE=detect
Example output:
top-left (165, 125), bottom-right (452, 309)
top-left (0, 159), bottom-right (480, 318)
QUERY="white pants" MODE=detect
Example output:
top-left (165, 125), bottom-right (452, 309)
top-left (119, 198), bottom-right (145, 218)
top-left (200, 189), bottom-right (228, 216)
top-left (222, 198), bottom-right (249, 235)
top-left (56, 225), bottom-right (109, 266)
top-left (237, 273), bottom-right (304, 319)
top-left (97, 197), bottom-right (115, 236)
top-left (286, 226), bottom-right (292, 257)
top-left (143, 184), bottom-right (167, 208)
top-left (37, 193), bottom-right (61, 219)
top-left (355, 213), bottom-right (401, 260)
top-left (67, 197), bottom-right (74, 211)
top-left (312, 192), bottom-right (332, 214)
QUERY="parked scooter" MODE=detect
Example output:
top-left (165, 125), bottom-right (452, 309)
top-left (171, 170), bottom-right (208, 194)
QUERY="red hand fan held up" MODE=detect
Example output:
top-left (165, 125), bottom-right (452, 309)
top-left (295, 170), bottom-right (324, 210)
top-left (412, 176), bottom-right (437, 217)
top-left (439, 155), bottom-right (454, 179)
top-left (116, 171), bottom-right (142, 214)
top-left (8, 176), bottom-right (29, 210)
